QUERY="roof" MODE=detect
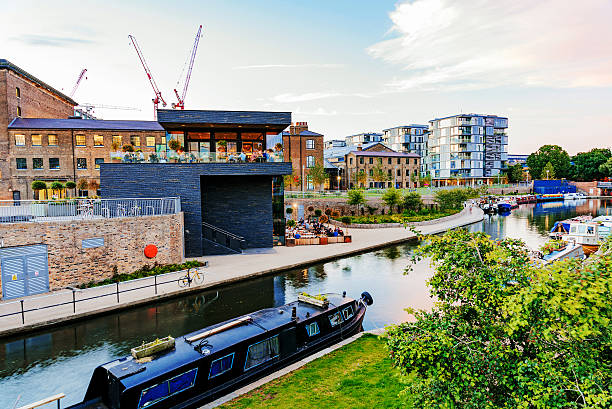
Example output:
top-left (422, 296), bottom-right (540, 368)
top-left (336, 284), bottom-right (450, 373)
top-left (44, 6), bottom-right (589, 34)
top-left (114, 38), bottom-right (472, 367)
top-left (157, 109), bottom-right (291, 129)
top-left (382, 124), bottom-right (428, 131)
top-left (324, 141), bottom-right (384, 159)
top-left (8, 117), bottom-right (164, 131)
top-left (324, 159), bottom-right (338, 169)
top-left (0, 59), bottom-right (77, 106)
top-left (352, 150), bottom-right (420, 158)
top-left (429, 113), bottom-right (508, 122)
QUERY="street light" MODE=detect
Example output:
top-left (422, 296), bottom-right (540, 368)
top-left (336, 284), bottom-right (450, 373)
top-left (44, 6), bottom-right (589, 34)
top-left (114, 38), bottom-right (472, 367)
top-left (546, 169), bottom-right (550, 180)
top-left (337, 175), bottom-right (341, 193)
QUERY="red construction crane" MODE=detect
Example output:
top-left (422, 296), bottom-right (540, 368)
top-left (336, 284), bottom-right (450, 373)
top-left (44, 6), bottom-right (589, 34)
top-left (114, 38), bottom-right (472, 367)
top-left (70, 68), bottom-right (87, 98)
top-left (128, 34), bottom-right (166, 118)
top-left (172, 25), bottom-right (203, 110)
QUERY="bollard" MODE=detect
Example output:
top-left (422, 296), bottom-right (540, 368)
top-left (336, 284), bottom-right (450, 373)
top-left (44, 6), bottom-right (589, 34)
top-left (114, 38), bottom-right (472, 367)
top-left (72, 289), bottom-right (76, 313)
top-left (154, 275), bottom-right (158, 295)
top-left (116, 282), bottom-right (120, 303)
top-left (20, 300), bottom-right (25, 324)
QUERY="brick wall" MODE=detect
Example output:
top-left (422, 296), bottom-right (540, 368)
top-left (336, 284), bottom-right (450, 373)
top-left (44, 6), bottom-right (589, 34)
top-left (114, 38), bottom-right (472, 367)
top-left (0, 68), bottom-right (75, 200)
top-left (345, 152), bottom-right (421, 189)
top-left (0, 213), bottom-right (184, 295)
top-left (7, 128), bottom-right (165, 199)
top-left (282, 123), bottom-right (324, 190)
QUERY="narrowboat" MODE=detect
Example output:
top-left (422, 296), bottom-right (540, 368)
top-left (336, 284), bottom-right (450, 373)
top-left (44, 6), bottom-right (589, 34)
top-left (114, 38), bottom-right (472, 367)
top-left (516, 195), bottom-right (537, 205)
top-left (536, 193), bottom-right (564, 202)
top-left (497, 201), bottom-right (512, 213)
top-left (66, 291), bottom-right (373, 409)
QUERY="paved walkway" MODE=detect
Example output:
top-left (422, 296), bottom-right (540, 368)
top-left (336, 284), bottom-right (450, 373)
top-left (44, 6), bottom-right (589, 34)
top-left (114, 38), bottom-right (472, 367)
top-left (0, 207), bottom-right (483, 337)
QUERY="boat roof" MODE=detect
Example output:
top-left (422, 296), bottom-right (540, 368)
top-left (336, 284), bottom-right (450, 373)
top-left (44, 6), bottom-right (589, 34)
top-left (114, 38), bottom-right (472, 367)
top-left (105, 293), bottom-right (353, 389)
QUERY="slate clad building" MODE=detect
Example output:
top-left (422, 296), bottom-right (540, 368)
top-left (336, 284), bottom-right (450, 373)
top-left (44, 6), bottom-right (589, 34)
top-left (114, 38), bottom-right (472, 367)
top-left (100, 109), bottom-right (293, 257)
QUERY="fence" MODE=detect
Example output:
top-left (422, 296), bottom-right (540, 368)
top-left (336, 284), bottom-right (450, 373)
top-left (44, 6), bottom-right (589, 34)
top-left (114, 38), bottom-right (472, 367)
top-left (109, 150), bottom-right (285, 164)
top-left (0, 267), bottom-right (206, 331)
top-left (0, 197), bottom-right (181, 223)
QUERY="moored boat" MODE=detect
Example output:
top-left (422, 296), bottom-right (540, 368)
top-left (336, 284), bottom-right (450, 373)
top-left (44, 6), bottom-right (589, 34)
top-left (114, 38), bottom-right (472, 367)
top-left (66, 291), bottom-right (373, 409)
top-left (561, 217), bottom-right (612, 255)
top-left (536, 193), bottom-right (564, 202)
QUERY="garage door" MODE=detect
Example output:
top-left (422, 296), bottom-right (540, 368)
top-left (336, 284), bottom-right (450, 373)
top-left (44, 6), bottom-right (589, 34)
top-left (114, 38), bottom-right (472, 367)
top-left (0, 245), bottom-right (49, 300)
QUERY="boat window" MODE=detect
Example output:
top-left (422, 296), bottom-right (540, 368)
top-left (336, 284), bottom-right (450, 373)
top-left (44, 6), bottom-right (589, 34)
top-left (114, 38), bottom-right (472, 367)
top-left (578, 225), bottom-right (587, 234)
top-left (138, 368), bottom-right (198, 408)
top-left (570, 226), bottom-right (577, 233)
top-left (342, 305), bottom-right (354, 321)
top-left (209, 353), bottom-right (235, 379)
top-left (306, 321), bottom-right (320, 337)
top-left (245, 335), bottom-right (280, 371)
top-left (587, 226), bottom-right (594, 235)
top-left (329, 312), bottom-right (343, 327)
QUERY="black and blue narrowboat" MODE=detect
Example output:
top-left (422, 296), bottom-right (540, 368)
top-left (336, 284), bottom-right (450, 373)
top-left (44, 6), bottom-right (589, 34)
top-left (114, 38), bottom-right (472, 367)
top-left (67, 291), bottom-right (373, 409)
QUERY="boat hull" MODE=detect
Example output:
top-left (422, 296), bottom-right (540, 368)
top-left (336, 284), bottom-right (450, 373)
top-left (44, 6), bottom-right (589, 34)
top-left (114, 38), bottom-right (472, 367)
top-left (581, 244), bottom-right (599, 256)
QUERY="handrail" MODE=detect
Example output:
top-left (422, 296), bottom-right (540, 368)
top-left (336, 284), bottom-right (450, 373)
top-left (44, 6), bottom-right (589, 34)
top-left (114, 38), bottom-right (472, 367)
top-left (16, 393), bottom-right (65, 409)
top-left (201, 221), bottom-right (245, 242)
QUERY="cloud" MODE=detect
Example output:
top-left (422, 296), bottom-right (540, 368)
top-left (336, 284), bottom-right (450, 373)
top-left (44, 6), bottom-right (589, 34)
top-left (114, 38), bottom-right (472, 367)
top-left (272, 92), bottom-right (372, 103)
top-left (368, 0), bottom-right (612, 90)
top-left (233, 63), bottom-right (344, 70)
top-left (11, 34), bottom-right (95, 47)
top-left (294, 107), bottom-right (339, 116)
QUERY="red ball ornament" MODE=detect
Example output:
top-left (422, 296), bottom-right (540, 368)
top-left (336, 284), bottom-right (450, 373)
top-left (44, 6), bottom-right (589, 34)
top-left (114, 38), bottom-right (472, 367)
top-left (144, 244), bottom-right (158, 258)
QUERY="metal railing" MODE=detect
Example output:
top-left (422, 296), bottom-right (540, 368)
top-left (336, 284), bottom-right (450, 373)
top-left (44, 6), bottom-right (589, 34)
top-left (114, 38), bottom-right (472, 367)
top-left (110, 150), bottom-right (285, 164)
top-left (202, 221), bottom-right (245, 253)
top-left (0, 197), bottom-right (181, 223)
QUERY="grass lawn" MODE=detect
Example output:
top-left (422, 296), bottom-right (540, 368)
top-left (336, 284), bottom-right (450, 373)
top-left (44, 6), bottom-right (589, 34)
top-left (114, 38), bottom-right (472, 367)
top-left (218, 334), bottom-right (413, 409)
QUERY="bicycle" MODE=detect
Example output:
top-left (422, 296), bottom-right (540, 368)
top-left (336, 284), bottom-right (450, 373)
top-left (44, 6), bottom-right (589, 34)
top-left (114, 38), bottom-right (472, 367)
top-left (178, 268), bottom-right (204, 288)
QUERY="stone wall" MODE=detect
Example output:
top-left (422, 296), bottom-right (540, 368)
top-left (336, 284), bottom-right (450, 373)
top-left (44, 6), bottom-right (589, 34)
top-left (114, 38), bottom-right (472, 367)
top-left (284, 196), bottom-right (437, 218)
top-left (0, 213), bottom-right (184, 295)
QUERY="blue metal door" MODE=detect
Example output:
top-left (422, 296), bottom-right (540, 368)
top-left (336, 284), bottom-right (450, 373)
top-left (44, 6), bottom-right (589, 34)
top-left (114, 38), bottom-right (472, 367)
top-left (0, 245), bottom-right (49, 300)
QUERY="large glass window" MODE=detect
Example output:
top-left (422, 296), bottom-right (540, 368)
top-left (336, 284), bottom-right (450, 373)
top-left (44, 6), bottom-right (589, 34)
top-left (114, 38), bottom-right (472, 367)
top-left (137, 368), bottom-right (198, 409)
top-left (306, 156), bottom-right (315, 168)
top-left (306, 321), bottom-right (320, 337)
top-left (209, 353), bottom-right (235, 379)
top-left (48, 134), bottom-right (58, 146)
top-left (76, 135), bottom-right (86, 147)
top-left (146, 136), bottom-right (156, 147)
top-left (77, 158), bottom-right (87, 169)
top-left (32, 134), bottom-right (42, 146)
top-left (49, 158), bottom-right (60, 169)
top-left (245, 335), bottom-right (280, 370)
top-left (16, 158), bottom-right (27, 170)
top-left (130, 135), bottom-right (141, 147)
top-left (95, 158), bottom-right (104, 169)
top-left (33, 158), bottom-right (43, 169)
top-left (94, 135), bottom-right (104, 147)
top-left (306, 139), bottom-right (315, 149)
top-left (15, 134), bottom-right (25, 146)
top-left (112, 135), bottom-right (123, 147)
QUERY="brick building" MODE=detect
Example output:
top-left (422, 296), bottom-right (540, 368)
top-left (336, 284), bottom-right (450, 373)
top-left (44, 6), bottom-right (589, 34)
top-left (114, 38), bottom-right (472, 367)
top-left (7, 118), bottom-right (164, 199)
top-left (344, 145), bottom-right (420, 189)
top-left (282, 122), bottom-right (324, 190)
top-left (0, 59), bottom-right (77, 200)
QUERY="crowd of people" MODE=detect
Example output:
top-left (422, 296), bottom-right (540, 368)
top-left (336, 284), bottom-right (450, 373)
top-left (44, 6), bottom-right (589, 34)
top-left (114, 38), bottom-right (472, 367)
top-left (286, 217), bottom-right (344, 239)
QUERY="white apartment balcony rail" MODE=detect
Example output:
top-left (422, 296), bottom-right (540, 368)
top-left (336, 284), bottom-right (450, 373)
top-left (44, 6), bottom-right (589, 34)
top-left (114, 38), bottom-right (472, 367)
top-left (109, 150), bottom-right (285, 164)
top-left (0, 197), bottom-right (181, 223)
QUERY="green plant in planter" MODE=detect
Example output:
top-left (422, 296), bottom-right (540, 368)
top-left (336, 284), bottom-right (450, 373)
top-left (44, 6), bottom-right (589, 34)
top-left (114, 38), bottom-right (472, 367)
top-left (286, 219), bottom-right (296, 228)
top-left (122, 144), bottom-right (135, 152)
top-left (31, 180), bottom-right (47, 192)
top-left (314, 209), bottom-right (322, 217)
top-left (65, 181), bottom-right (76, 190)
top-left (50, 181), bottom-right (64, 191)
top-left (286, 207), bottom-right (293, 214)
top-left (540, 240), bottom-right (565, 255)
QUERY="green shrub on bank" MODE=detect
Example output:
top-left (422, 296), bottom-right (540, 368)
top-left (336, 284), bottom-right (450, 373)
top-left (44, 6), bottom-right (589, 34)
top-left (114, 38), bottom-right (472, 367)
top-left (337, 208), bottom-right (459, 224)
top-left (78, 260), bottom-right (205, 289)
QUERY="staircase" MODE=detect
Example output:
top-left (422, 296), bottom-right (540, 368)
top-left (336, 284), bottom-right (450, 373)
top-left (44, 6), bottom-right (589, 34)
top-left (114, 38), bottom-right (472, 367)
top-left (202, 222), bottom-right (246, 255)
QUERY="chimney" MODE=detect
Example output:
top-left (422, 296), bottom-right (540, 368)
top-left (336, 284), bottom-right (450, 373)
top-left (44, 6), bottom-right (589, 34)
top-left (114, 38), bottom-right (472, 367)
top-left (290, 121), bottom-right (308, 135)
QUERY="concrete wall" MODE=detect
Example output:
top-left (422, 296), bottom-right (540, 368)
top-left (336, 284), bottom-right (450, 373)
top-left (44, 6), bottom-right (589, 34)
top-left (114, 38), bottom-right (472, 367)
top-left (0, 213), bottom-right (184, 296)
top-left (100, 162), bottom-right (292, 256)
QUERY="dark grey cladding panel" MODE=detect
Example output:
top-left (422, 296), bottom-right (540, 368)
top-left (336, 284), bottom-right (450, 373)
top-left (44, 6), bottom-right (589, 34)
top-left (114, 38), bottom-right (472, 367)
top-left (157, 109), bottom-right (291, 126)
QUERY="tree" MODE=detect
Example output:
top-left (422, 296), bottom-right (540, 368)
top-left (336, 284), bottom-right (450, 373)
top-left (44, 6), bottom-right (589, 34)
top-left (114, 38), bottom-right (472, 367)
top-left (410, 171), bottom-right (419, 188)
top-left (386, 230), bottom-right (612, 409)
top-left (542, 161), bottom-right (556, 179)
top-left (347, 189), bottom-right (366, 213)
top-left (31, 180), bottom-right (47, 200)
top-left (571, 148), bottom-right (612, 181)
top-left (356, 169), bottom-right (367, 187)
top-left (77, 178), bottom-right (89, 192)
top-left (402, 192), bottom-right (422, 212)
top-left (372, 159), bottom-right (388, 187)
top-left (526, 145), bottom-right (570, 179)
top-left (599, 157), bottom-right (612, 177)
top-left (433, 188), bottom-right (468, 211)
top-left (382, 188), bottom-right (401, 214)
top-left (507, 163), bottom-right (525, 183)
top-left (307, 161), bottom-right (327, 191)
top-left (283, 169), bottom-right (301, 190)
top-left (421, 173), bottom-right (432, 187)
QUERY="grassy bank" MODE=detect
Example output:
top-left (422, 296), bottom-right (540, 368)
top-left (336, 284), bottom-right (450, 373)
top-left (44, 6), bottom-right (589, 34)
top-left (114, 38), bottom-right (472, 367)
top-left (218, 334), bottom-right (412, 409)
top-left (338, 209), bottom-right (460, 225)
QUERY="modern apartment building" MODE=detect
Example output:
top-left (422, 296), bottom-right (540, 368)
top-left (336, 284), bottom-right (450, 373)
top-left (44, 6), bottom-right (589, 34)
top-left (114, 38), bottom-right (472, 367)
top-left (323, 139), bottom-right (346, 150)
top-left (282, 122), bottom-right (324, 190)
top-left (344, 132), bottom-right (383, 146)
top-left (423, 114), bottom-right (508, 185)
top-left (382, 124), bottom-right (429, 157)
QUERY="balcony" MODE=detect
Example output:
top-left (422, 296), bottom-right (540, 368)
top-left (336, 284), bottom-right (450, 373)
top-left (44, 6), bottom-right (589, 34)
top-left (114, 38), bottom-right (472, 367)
top-left (109, 150), bottom-right (285, 164)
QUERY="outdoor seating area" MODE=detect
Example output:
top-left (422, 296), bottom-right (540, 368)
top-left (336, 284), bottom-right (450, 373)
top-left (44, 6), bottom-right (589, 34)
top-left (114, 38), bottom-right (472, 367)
top-left (110, 150), bottom-right (284, 164)
top-left (285, 218), bottom-right (351, 246)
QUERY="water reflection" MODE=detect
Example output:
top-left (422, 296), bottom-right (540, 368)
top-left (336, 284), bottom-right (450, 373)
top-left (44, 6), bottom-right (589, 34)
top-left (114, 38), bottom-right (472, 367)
top-left (1, 199), bottom-right (610, 408)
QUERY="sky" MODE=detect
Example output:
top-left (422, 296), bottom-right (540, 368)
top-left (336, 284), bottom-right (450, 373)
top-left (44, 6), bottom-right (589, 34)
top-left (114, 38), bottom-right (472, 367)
top-left (2, 0), bottom-right (611, 155)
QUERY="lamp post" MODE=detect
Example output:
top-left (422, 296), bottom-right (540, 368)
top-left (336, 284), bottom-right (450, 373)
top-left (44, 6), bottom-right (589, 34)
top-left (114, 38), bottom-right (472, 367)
top-left (337, 175), bottom-right (341, 193)
top-left (546, 169), bottom-right (550, 180)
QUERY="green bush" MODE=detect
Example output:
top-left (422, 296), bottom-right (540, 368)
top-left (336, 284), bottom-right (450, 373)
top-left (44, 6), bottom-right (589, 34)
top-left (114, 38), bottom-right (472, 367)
top-left (65, 181), bottom-right (77, 189)
top-left (314, 209), bottom-right (322, 217)
top-left (286, 207), bottom-right (293, 214)
top-left (402, 192), bottom-right (423, 212)
top-left (434, 188), bottom-right (468, 210)
top-left (31, 180), bottom-right (47, 191)
top-left (340, 216), bottom-right (352, 225)
top-left (286, 219), bottom-right (296, 228)
top-left (50, 181), bottom-right (64, 190)
top-left (382, 188), bottom-right (401, 213)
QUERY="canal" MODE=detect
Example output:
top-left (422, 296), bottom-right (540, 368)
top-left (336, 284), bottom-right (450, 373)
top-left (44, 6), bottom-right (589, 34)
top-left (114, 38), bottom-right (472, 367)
top-left (1, 198), bottom-right (610, 408)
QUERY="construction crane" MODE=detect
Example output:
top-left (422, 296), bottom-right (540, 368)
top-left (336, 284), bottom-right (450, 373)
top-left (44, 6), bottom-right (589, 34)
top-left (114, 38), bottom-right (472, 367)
top-left (172, 25), bottom-right (203, 110)
top-left (70, 68), bottom-right (87, 98)
top-left (128, 34), bottom-right (166, 118)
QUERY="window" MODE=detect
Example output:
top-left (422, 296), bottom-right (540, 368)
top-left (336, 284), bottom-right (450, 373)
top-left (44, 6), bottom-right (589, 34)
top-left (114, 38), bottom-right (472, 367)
top-left (342, 305), bottom-right (354, 321)
top-left (95, 158), bottom-right (104, 169)
top-left (49, 158), bottom-right (60, 169)
top-left (329, 312), bottom-right (343, 327)
top-left (112, 135), bottom-right (122, 147)
top-left (76, 135), bottom-right (86, 147)
top-left (146, 136), bottom-right (156, 147)
top-left (15, 134), bottom-right (25, 146)
top-left (130, 135), bottom-right (141, 147)
top-left (245, 335), bottom-right (280, 370)
top-left (16, 87), bottom-right (20, 98)
top-left (359, 157), bottom-right (364, 164)
top-left (406, 169), bottom-right (410, 176)
top-left (369, 158), bottom-right (373, 164)
top-left (32, 134), bottom-right (42, 146)
top-left (397, 169), bottom-right (401, 176)
top-left (94, 135), bottom-right (104, 147)
top-left (369, 169), bottom-right (373, 177)
top-left (33, 158), bottom-right (43, 169)
top-left (387, 158), bottom-right (392, 165)
top-left (397, 158), bottom-right (400, 164)
top-left (406, 158), bottom-right (409, 164)
top-left (16, 158), bottom-right (27, 170)
top-left (306, 155), bottom-right (315, 168)
top-left (48, 134), bottom-right (58, 146)
top-left (306, 139), bottom-right (315, 149)
top-left (414, 159), bottom-right (418, 165)
top-left (306, 321), bottom-right (320, 337)
top-left (77, 158), bottom-right (87, 169)
top-left (349, 158), bottom-right (353, 165)
top-left (137, 368), bottom-right (198, 409)
top-left (209, 353), bottom-right (235, 379)
top-left (306, 175), bottom-right (314, 190)
top-left (17, 106), bottom-right (22, 117)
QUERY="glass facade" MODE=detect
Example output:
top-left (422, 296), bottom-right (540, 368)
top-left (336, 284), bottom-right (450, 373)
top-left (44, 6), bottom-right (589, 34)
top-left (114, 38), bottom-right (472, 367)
top-left (382, 125), bottom-right (428, 157)
top-left (272, 176), bottom-right (285, 246)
